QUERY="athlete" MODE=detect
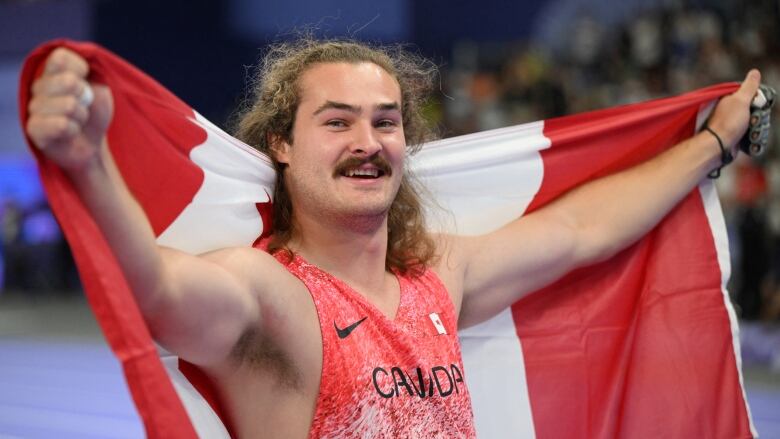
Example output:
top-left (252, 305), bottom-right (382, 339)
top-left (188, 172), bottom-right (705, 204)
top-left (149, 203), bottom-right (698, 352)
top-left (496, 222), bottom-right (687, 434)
top-left (25, 39), bottom-right (760, 438)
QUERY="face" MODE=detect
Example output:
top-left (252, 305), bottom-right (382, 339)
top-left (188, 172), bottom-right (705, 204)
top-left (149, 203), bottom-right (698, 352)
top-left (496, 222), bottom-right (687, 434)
top-left (274, 62), bottom-right (406, 226)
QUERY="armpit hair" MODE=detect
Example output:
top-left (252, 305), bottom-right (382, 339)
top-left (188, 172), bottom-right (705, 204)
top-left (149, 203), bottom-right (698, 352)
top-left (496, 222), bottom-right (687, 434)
top-left (230, 327), bottom-right (302, 390)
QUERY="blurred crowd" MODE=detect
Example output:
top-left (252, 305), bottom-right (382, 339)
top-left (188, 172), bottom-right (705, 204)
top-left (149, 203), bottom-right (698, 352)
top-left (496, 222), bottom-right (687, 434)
top-left (436, 0), bottom-right (780, 322)
top-left (2, 1), bottom-right (779, 322)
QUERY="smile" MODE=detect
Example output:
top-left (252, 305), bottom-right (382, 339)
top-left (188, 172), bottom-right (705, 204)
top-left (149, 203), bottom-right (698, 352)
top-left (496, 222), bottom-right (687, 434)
top-left (343, 168), bottom-right (384, 178)
top-left (334, 155), bottom-right (393, 180)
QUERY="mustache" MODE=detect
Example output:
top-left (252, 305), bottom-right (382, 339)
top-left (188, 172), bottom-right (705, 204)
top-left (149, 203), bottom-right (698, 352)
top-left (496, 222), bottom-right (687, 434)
top-left (333, 155), bottom-right (393, 177)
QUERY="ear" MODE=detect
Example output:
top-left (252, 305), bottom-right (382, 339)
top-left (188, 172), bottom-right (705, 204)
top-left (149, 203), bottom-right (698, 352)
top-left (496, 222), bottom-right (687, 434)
top-left (268, 133), bottom-right (292, 164)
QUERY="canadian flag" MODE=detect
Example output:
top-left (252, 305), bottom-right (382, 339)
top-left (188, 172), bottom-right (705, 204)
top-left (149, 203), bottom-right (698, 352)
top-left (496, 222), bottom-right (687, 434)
top-left (19, 41), bottom-right (755, 438)
top-left (429, 312), bottom-right (448, 335)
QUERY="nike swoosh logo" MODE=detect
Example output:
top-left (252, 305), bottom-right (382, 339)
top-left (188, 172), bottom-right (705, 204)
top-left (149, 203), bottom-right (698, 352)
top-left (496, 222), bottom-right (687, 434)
top-left (334, 317), bottom-right (367, 339)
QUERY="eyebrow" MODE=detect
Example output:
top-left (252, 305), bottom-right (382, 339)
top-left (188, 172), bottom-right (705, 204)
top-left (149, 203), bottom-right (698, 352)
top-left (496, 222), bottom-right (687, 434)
top-left (312, 100), bottom-right (400, 116)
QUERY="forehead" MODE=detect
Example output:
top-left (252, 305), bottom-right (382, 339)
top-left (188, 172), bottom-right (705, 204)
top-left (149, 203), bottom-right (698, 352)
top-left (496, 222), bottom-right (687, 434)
top-left (297, 62), bottom-right (402, 107)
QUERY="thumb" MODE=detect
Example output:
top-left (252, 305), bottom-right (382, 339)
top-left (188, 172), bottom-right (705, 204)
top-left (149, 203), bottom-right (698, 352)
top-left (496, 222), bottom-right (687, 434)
top-left (82, 84), bottom-right (113, 146)
top-left (737, 69), bottom-right (761, 101)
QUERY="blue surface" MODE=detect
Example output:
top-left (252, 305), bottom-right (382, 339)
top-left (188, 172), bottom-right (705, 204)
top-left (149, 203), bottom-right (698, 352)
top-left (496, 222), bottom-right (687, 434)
top-left (0, 339), bottom-right (143, 439)
top-left (746, 384), bottom-right (780, 439)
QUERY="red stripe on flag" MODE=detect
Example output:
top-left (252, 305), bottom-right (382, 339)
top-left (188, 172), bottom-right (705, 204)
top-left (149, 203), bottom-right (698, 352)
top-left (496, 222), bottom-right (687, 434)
top-left (525, 84), bottom-right (736, 214)
top-left (513, 86), bottom-right (751, 438)
top-left (179, 359), bottom-right (237, 437)
top-left (19, 40), bottom-right (201, 439)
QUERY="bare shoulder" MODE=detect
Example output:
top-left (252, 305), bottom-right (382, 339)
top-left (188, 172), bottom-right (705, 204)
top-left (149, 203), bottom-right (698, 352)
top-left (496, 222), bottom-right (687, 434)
top-left (428, 232), bottom-right (475, 315)
top-left (199, 246), bottom-right (309, 315)
top-left (199, 247), bottom-right (294, 282)
top-left (429, 232), bottom-right (479, 274)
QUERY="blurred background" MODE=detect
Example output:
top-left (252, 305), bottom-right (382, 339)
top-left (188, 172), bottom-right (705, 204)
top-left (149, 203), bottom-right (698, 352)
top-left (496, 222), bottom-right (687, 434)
top-left (0, 0), bottom-right (778, 437)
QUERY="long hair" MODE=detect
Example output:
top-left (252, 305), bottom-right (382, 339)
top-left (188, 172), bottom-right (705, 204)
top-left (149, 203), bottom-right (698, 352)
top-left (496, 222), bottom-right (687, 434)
top-left (232, 37), bottom-right (439, 274)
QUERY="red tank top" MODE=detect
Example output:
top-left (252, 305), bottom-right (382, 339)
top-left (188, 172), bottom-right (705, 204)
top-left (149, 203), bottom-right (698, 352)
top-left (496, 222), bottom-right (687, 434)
top-left (276, 252), bottom-right (477, 439)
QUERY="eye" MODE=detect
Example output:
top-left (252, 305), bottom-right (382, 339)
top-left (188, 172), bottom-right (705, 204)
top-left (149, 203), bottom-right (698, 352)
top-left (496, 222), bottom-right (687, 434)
top-left (375, 119), bottom-right (398, 130)
top-left (325, 119), bottom-right (348, 128)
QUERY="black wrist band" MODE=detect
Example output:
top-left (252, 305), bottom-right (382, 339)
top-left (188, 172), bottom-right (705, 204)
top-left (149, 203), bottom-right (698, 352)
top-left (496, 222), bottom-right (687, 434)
top-left (704, 125), bottom-right (733, 179)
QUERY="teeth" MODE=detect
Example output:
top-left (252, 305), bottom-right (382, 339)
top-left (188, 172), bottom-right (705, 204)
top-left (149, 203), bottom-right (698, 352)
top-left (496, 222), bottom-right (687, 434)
top-left (346, 168), bottom-right (379, 177)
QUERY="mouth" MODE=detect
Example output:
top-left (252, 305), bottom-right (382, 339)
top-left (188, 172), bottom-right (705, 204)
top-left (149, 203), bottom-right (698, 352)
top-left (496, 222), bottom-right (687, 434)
top-left (334, 156), bottom-right (392, 180)
top-left (342, 167), bottom-right (385, 179)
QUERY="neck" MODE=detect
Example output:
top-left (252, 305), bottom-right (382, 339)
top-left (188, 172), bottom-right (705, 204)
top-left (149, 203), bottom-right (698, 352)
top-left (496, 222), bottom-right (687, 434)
top-left (289, 211), bottom-right (390, 293)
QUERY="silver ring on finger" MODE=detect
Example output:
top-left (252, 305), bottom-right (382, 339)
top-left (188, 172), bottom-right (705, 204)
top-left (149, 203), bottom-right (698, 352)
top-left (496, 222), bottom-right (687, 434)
top-left (78, 83), bottom-right (94, 107)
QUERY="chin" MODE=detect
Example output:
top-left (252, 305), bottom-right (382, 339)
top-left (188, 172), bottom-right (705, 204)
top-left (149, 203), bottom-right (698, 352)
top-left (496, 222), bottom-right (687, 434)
top-left (349, 200), bottom-right (393, 217)
top-left (333, 197), bottom-right (393, 221)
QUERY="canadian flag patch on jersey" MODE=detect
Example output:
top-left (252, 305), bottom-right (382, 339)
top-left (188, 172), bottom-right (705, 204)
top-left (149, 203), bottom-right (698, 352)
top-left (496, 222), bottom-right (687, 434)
top-left (428, 313), bottom-right (447, 335)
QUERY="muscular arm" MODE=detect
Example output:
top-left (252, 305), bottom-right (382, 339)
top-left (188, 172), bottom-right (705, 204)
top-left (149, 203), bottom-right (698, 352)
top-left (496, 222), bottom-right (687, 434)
top-left (26, 48), bottom-right (273, 366)
top-left (74, 146), bottom-right (263, 365)
top-left (450, 71), bottom-right (761, 328)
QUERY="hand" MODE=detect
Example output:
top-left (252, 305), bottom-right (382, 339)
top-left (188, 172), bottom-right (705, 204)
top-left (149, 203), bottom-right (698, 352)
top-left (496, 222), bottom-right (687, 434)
top-left (705, 69), bottom-right (762, 155)
top-left (25, 47), bottom-right (114, 171)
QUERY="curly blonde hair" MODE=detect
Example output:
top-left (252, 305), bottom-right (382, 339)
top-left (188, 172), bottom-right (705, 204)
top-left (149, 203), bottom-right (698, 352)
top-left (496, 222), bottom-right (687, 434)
top-left (233, 37), bottom-right (438, 274)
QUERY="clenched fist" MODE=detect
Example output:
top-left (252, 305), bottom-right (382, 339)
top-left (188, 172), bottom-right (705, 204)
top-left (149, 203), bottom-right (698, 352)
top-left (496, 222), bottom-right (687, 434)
top-left (25, 47), bottom-right (113, 172)
top-left (706, 69), bottom-right (762, 154)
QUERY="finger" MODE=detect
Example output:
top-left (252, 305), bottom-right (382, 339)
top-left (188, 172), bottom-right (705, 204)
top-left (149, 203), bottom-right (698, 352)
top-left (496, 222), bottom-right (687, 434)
top-left (31, 71), bottom-right (89, 99)
top-left (26, 115), bottom-right (81, 149)
top-left (736, 69), bottom-right (761, 101)
top-left (28, 95), bottom-right (89, 125)
top-left (44, 47), bottom-right (89, 78)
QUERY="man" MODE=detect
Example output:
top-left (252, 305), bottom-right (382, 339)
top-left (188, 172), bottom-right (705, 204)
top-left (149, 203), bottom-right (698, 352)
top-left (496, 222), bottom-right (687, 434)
top-left (25, 38), bottom-right (759, 438)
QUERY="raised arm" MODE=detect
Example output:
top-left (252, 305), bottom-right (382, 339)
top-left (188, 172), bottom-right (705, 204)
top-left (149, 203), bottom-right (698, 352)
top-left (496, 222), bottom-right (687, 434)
top-left (25, 48), bottom-right (280, 366)
top-left (450, 71), bottom-right (761, 328)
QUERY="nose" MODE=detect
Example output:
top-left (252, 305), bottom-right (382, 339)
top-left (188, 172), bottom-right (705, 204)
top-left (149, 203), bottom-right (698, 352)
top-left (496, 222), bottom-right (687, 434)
top-left (349, 122), bottom-right (382, 157)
